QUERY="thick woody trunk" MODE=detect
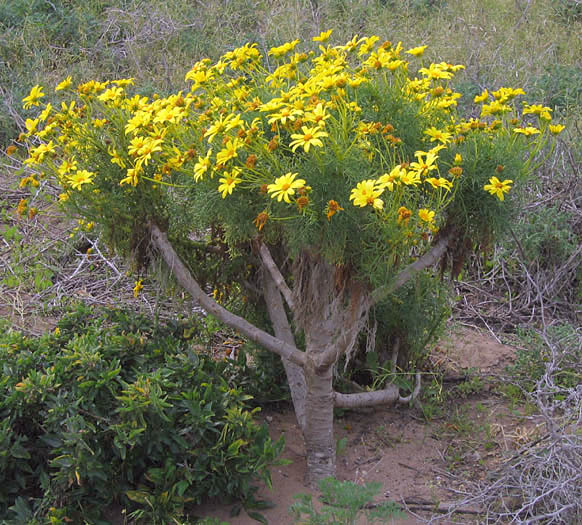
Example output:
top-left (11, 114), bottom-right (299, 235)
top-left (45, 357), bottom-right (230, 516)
top-left (303, 353), bottom-right (336, 482)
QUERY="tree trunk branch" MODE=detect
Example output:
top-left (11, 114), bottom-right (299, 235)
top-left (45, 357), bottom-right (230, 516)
top-left (371, 231), bottom-right (453, 306)
top-left (263, 271), bottom-right (307, 431)
top-left (150, 223), bottom-right (306, 368)
top-left (258, 242), bottom-right (295, 310)
top-left (334, 384), bottom-right (400, 408)
top-left (334, 372), bottom-right (421, 408)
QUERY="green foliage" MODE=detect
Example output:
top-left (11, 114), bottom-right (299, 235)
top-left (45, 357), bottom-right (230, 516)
top-left (339, 271), bottom-right (450, 390)
top-left (0, 307), bottom-right (283, 523)
top-left (515, 205), bottom-right (578, 268)
top-left (289, 477), bottom-right (403, 524)
top-left (453, 369), bottom-right (485, 398)
top-left (507, 323), bottom-right (582, 394)
top-left (533, 64), bottom-right (582, 110)
top-left (552, 0), bottom-right (582, 25)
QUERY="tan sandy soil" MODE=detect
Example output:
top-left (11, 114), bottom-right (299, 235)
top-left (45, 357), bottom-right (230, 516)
top-left (193, 326), bottom-right (521, 525)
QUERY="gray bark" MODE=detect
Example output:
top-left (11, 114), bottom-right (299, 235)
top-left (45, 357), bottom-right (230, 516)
top-left (263, 271), bottom-right (307, 432)
top-left (303, 353), bottom-right (336, 482)
top-left (150, 223), bottom-right (306, 367)
top-left (151, 224), bottom-right (437, 484)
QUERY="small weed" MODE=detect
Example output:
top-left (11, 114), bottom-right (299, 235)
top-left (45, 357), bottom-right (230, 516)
top-left (289, 477), bottom-right (403, 524)
top-left (454, 370), bottom-right (485, 398)
top-left (417, 374), bottom-right (446, 421)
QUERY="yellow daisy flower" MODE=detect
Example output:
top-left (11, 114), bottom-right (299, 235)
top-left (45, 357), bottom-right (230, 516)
top-left (267, 172), bottom-right (306, 203)
top-left (349, 180), bottom-right (384, 210)
top-left (484, 176), bottom-right (512, 201)
top-left (22, 85), bottom-right (45, 109)
top-left (406, 45), bottom-right (427, 57)
top-left (289, 126), bottom-right (328, 152)
top-left (68, 170), bottom-right (95, 190)
top-left (55, 76), bottom-right (72, 91)
top-left (313, 29), bottom-right (333, 42)
top-left (218, 168), bottom-right (243, 198)
top-left (418, 208), bottom-right (435, 223)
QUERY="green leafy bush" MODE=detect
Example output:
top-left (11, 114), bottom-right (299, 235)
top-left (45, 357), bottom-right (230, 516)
top-left (0, 307), bottom-right (283, 523)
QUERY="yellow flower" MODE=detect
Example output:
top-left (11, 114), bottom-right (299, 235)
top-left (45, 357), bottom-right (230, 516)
top-left (268, 39), bottom-right (300, 57)
top-left (406, 45), bottom-right (427, 57)
top-left (313, 29), bottom-right (333, 42)
top-left (377, 165), bottom-right (404, 191)
top-left (419, 63), bottom-right (453, 80)
top-left (68, 170), bottom-right (95, 190)
top-left (303, 103), bottom-right (330, 126)
top-left (204, 115), bottom-right (229, 142)
top-left (418, 208), bottom-right (435, 223)
top-left (484, 176), bottom-right (512, 201)
top-left (39, 103), bottom-right (52, 121)
top-left (133, 280), bottom-right (144, 298)
top-left (267, 107), bottom-right (303, 125)
top-left (194, 149), bottom-right (213, 181)
top-left (358, 35), bottom-right (380, 56)
top-left (492, 87), bottom-right (525, 102)
top-left (16, 198), bottom-right (28, 216)
top-left (481, 100), bottom-right (512, 117)
top-left (25, 118), bottom-right (39, 135)
top-left (58, 158), bottom-right (78, 176)
top-left (549, 124), bottom-right (565, 135)
top-left (216, 138), bottom-right (242, 166)
top-left (218, 168), bottom-right (243, 198)
top-left (22, 85), bottom-right (45, 109)
top-left (55, 76), bottom-right (72, 91)
top-left (108, 147), bottom-right (126, 169)
top-left (120, 166), bottom-right (142, 186)
top-left (454, 153), bottom-right (463, 165)
top-left (409, 150), bottom-right (439, 177)
top-left (349, 180), bottom-right (384, 210)
top-left (522, 103), bottom-right (552, 121)
top-left (425, 177), bottom-right (453, 191)
top-left (289, 125), bottom-right (328, 152)
top-left (424, 126), bottom-right (452, 144)
top-left (25, 141), bottom-right (56, 165)
top-left (398, 170), bottom-right (421, 186)
top-left (267, 172), bottom-right (306, 203)
top-left (513, 126), bottom-right (540, 136)
top-left (97, 87), bottom-right (124, 103)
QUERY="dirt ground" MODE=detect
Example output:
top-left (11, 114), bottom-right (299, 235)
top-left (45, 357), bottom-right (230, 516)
top-left (193, 326), bottom-right (531, 524)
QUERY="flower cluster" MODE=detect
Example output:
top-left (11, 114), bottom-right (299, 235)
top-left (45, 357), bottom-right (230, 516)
top-left (17, 33), bottom-right (561, 266)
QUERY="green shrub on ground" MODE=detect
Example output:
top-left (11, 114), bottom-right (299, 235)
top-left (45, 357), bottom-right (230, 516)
top-left (289, 477), bottom-right (403, 524)
top-left (0, 307), bottom-right (283, 524)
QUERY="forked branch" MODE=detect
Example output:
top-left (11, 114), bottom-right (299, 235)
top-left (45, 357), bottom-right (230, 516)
top-left (258, 241), bottom-right (295, 310)
top-left (150, 223), bottom-right (306, 368)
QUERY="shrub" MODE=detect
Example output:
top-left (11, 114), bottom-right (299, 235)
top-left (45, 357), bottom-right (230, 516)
top-left (16, 33), bottom-right (561, 482)
top-left (0, 307), bottom-right (283, 523)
